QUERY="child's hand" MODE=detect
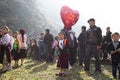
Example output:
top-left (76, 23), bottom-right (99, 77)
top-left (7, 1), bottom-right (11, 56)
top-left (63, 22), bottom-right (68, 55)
top-left (118, 51), bottom-right (120, 53)
top-left (118, 49), bottom-right (120, 53)
top-left (111, 51), bottom-right (115, 54)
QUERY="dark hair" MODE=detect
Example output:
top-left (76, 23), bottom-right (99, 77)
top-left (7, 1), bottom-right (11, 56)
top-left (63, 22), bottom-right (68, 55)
top-left (20, 29), bottom-right (25, 43)
top-left (58, 31), bottom-right (65, 35)
top-left (40, 33), bottom-right (44, 35)
top-left (107, 27), bottom-right (110, 29)
top-left (88, 18), bottom-right (95, 23)
top-left (112, 32), bottom-right (119, 36)
top-left (81, 26), bottom-right (86, 30)
top-left (46, 29), bottom-right (49, 33)
top-left (3, 26), bottom-right (9, 33)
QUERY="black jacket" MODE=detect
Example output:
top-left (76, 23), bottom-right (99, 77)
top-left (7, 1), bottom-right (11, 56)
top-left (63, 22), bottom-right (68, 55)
top-left (78, 31), bottom-right (86, 48)
top-left (107, 41), bottom-right (120, 64)
top-left (44, 33), bottom-right (53, 46)
top-left (86, 25), bottom-right (102, 46)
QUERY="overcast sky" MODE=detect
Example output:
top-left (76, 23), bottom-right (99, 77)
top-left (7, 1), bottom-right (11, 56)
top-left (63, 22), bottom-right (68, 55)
top-left (36, 0), bottom-right (120, 36)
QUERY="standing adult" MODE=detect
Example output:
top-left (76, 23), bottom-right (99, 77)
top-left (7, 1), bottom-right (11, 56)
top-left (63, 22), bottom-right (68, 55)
top-left (84, 18), bottom-right (102, 73)
top-left (44, 29), bottom-right (54, 63)
top-left (0, 26), bottom-right (11, 73)
top-left (18, 29), bottom-right (27, 66)
top-left (104, 27), bottom-right (112, 60)
top-left (38, 33), bottom-right (46, 61)
top-left (106, 27), bottom-right (112, 43)
top-left (78, 26), bottom-right (87, 67)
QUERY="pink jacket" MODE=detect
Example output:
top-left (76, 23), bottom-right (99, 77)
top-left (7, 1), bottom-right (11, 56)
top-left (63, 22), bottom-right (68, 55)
top-left (17, 34), bottom-right (27, 49)
top-left (52, 40), bottom-right (58, 49)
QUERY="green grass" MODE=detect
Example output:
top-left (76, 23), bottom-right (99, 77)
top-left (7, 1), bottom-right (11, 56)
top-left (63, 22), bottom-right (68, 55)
top-left (0, 59), bottom-right (113, 80)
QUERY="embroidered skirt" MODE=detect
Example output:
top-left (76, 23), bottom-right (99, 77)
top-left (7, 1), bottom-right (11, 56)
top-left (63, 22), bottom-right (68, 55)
top-left (57, 52), bottom-right (69, 69)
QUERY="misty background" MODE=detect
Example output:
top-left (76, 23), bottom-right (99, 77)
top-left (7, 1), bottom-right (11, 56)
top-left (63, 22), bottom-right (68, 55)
top-left (36, 0), bottom-right (120, 36)
top-left (0, 0), bottom-right (120, 38)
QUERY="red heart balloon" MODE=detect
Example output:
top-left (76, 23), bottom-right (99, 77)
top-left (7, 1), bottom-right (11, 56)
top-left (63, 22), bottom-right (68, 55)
top-left (61, 6), bottom-right (79, 30)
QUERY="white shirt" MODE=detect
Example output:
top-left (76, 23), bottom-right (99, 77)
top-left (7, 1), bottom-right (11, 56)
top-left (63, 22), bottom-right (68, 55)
top-left (59, 40), bottom-right (64, 49)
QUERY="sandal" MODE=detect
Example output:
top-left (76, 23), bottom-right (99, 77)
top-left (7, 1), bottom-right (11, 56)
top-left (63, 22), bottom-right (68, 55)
top-left (1, 69), bottom-right (7, 73)
top-left (13, 64), bottom-right (19, 68)
top-left (55, 73), bottom-right (62, 76)
top-left (21, 64), bottom-right (23, 66)
top-left (61, 72), bottom-right (66, 77)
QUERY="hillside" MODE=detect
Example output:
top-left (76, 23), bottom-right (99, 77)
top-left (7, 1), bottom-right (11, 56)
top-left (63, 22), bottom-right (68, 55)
top-left (0, 0), bottom-right (57, 38)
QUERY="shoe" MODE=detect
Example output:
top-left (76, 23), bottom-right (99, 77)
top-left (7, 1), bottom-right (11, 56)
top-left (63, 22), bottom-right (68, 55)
top-left (56, 72), bottom-right (66, 77)
top-left (0, 69), bottom-right (7, 73)
top-left (94, 70), bottom-right (101, 76)
top-left (0, 69), bottom-right (3, 72)
top-left (86, 71), bottom-right (92, 76)
top-left (61, 72), bottom-right (66, 77)
top-left (69, 65), bottom-right (72, 70)
top-left (55, 73), bottom-right (62, 76)
top-left (79, 65), bottom-right (83, 69)
top-left (21, 64), bottom-right (23, 66)
top-left (7, 66), bottom-right (12, 70)
top-left (12, 65), bottom-right (18, 69)
top-left (84, 68), bottom-right (89, 71)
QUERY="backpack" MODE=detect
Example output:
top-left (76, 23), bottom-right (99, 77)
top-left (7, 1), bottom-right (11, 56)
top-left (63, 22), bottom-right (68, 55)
top-left (65, 31), bottom-right (74, 48)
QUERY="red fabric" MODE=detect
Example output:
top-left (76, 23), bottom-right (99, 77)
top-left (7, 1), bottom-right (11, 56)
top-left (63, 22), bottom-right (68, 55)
top-left (57, 53), bottom-right (69, 69)
top-left (61, 6), bottom-right (79, 30)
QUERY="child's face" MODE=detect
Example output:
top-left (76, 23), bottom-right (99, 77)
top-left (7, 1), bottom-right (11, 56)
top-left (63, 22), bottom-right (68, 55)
top-left (2, 28), bottom-right (8, 34)
top-left (59, 34), bottom-right (64, 40)
top-left (112, 34), bottom-right (120, 42)
top-left (13, 33), bottom-right (18, 38)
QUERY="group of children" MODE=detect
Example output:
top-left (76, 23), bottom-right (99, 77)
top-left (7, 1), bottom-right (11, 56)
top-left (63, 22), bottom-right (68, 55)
top-left (0, 26), bottom-right (27, 73)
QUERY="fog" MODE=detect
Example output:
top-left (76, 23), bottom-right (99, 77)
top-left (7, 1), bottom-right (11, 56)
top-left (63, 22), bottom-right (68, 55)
top-left (35, 0), bottom-right (120, 36)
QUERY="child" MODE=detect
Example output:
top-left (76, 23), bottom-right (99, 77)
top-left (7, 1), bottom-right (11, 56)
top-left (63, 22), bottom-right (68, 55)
top-left (31, 39), bottom-right (39, 60)
top-left (107, 32), bottom-right (120, 79)
top-left (56, 31), bottom-right (69, 77)
top-left (17, 29), bottom-right (27, 66)
top-left (12, 31), bottom-right (20, 68)
top-left (7, 30), bottom-right (14, 70)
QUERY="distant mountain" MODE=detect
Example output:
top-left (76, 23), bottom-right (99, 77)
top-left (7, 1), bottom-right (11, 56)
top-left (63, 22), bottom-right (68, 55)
top-left (0, 0), bottom-right (58, 39)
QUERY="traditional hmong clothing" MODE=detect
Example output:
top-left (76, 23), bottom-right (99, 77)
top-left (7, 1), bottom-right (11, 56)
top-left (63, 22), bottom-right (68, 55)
top-left (9, 36), bottom-right (14, 51)
top-left (12, 38), bottom-right (19, 61)
top-left (0, 33), bottom-right (11, 64)
top-left (17, 34), bottom-right (27, 59)
top-left (57, 39), bottom-right (69, 69)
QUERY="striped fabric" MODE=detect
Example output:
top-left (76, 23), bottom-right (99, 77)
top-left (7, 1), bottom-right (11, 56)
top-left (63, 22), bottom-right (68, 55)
top-left (0, 34), bottom-right (10, 46)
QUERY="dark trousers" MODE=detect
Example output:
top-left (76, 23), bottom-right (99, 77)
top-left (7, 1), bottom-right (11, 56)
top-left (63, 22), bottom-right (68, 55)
top-left (78, 48), bottom-right (85, 65)
top-left (69, 47), bottom-right (77, 65)
top-left (0, 45), bottom-right (11, 63)
top-left (45, 45), bottom-right (54, 62)
top-left (40, 46), bottom-right (46, 60)
top-left (112, 62), bottom-right (120, 79)
top-left (84, 45), bottom-right (101, 71)
top-left (103, 50), bottom-right (108, 60)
